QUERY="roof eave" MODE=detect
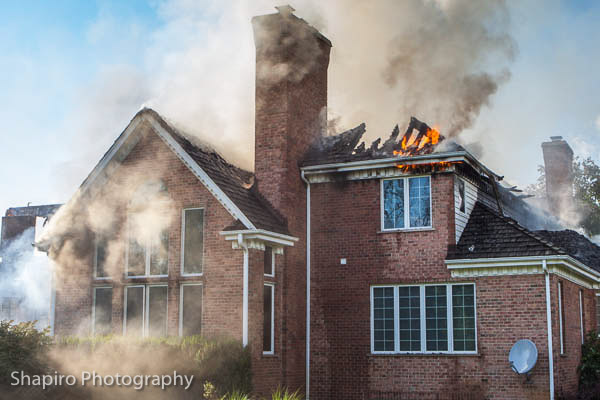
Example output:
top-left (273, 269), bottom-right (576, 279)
top-left (301, 151), bottom-right (502, 180)
top-left (445, 255), bottom-right (600, 286)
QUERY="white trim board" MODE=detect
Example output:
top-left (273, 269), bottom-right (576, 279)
top-left (446, 256), bottom-right (600, 289)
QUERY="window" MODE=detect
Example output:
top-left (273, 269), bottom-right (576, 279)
top-left (94, 237), bottom-right (108, 278)
top-left (263, 284), bottom-right (275, 354)
top-left (558, 281), bottom-right (565, 354)
top-left (182, 208), bottom-right (204, 275)
top-left (457, 179), bottom-right (466, 213)
top-left (124, 285), bottom-right (168, 337)
top-left (382, 176), bottom-right (431, 230)
top-left (371, 283), bottom-right (476, 354)
top-left (92, 287), bottom-right (112, 335)
top-left (126, 215), bottom-right (169, 277)
top-left (180, 284), bottom-right (202, 336)
top-left (264, 247), bottom-right (274, 277)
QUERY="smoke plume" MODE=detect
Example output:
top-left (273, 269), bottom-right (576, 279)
top-left (56, 0), bottom-right (516, 179)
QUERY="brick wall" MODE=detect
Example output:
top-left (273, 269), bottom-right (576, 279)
top-left (308, 171), bottom-right (589, 400)
top-left (551, 277), bottom-right (597, 397)
top-left (54, 123), bottom-right (244, 342)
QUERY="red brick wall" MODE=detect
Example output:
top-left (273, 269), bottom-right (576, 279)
top-left (54, 123), bottom-right (244, 342)
top-left (551, 277), bottom-right (597, 397)
top-left (307, 172), bottom-right (585, 400)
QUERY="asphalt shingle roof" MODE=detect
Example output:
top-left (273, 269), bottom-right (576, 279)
top-left (447, 201), bottom-right (600, 273)
top-left (145, 109), bottom-right (289, 235)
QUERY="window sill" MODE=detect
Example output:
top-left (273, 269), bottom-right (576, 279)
top-left (369, 352), bottom-right (479, 357)
top-left (378, 227), bottom-right (435, 234)
top-left (262, 352), bottom-right (277, 358)
top-left (124, 275), bottom-right (168, 281)
top-left (181, 273), bottom-right (203, 277)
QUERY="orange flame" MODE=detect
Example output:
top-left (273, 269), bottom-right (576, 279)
top-left (395, 160), bottom-right (461, 172)
top-left (394, 125), bottom-right (441, 157)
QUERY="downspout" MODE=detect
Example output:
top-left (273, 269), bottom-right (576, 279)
top-left (544, 259), bottom-right (555, 400)
top-left (238, 233), bottom-right (249, 347)
top-left (301, 171), bottom-right (311, 399)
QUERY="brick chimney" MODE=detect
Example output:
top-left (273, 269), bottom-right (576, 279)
top-left (542, 136), bottom-right (574, 217)
top-left (252, 6), bottom-right (331, 219)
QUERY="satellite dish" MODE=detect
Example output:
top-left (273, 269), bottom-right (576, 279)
top-left (509, 339), bottom-right (538, 375)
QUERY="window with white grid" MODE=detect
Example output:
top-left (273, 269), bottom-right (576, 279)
top-left (371, 283), bottom-right (476, 354)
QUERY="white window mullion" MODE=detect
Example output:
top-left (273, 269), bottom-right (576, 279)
top-left (370, 287), bottom-right (375, 353)
top-left (144, 285), bottom-right (149, 337)
top-left (404, 178), bottom-right (410, 228)
top-left (394, 286), bottom-right (400, 353)
top-left (447, 284), bottom-right (454, 353)
top-left (420, 285), bottom-right (426, 353)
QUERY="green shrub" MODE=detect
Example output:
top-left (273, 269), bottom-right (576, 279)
top-left (220, 390), bottom-right (251, 400)
top-left (579, 331), bottom-right (600, 388)
top-left (0, 320), bottom-right (52, 384)
top-left (270, 387), bottom-right (303, 400)
top-left (578, 330), bottom-right (600, 399)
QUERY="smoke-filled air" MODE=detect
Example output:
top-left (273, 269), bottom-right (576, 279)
top-left (57, 0), bottom-right (516, 175)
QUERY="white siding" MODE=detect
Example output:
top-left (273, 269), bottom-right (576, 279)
top-left (454, 177), bottom-right (478, 243)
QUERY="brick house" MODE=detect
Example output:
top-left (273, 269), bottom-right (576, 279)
top-left (45, 7), bottom-right (600, 400)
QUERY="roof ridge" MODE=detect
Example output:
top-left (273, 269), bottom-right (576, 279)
top-left (474, 201), bottom-right (567, 255)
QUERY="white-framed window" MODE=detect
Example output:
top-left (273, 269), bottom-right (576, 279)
top-left (179, 283), bottom-right (202, 336)
top-left (558, 281), bottom-right (565, 354)
top-left (123, 284), bottom-right (168, 337)
top-left (92, 286), bottom-right (112, 335)
top-left (126, 215), bottom-right (169, 278)
top-left (94, 237), bottom-right (109, 279)
top-left (181, 208), bottom-right (204, 276)
top-left (264, 246), bottom-right (275, 277)
top-left (381, 176), bottom-right (432, 230)
top-left (370, 283), bottom-right (477, 354)
top-left (263, 283), bottom-right (275, 354)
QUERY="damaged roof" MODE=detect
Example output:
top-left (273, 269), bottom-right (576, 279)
top-left (447, 201), bottom-right (600, 273)
top-left (533, 229), bottom-right (600, 272)
top-left (77, 108), bottom-right (288, 236)
top-left (142, 109), bottom-right (289, 235)
top-left (302, 116), bottom-right (464, 166)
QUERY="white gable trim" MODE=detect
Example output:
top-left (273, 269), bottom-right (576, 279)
top-left (145, 116), bottom-right (255, 229)
top-left (80, 115), bottom-right (143, 195)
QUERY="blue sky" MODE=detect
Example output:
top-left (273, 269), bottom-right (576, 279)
top-left (1, 0), bottom-right (599, 216)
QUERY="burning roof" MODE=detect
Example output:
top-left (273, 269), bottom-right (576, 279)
top-left (302, 116), bottom-right (464, 166)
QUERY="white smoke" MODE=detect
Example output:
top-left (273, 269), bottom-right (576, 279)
top-left (0, 227), bottom-right (53, 330)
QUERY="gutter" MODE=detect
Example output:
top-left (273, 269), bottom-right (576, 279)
top-left (446, 255), bottom-right (600, 286)
top-left (300, 150), bottom-right (502, 182)
top-left (238, 233), bottom-right (249, 347)
top-left (300, 171), bottom-right (311, 399)
top-left (543, 259), bottom-right (555, 400)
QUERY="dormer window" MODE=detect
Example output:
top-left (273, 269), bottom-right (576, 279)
top-left (382, 176), bottom-right (432, 230)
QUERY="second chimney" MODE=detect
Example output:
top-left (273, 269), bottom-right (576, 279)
top-left (542, 136), bottom-right (574, 217)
